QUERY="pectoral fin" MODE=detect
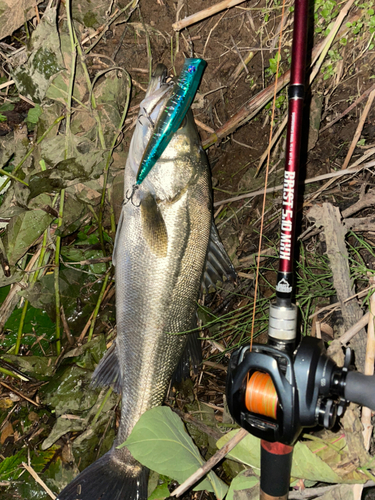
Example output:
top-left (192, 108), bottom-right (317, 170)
top-left (141, 194), bottom-right (168, 258)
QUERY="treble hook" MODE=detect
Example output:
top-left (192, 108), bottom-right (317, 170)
top-left (123, 184), bottom-right (141, 208)
top-left (138, 107), bottom-right (155, 128)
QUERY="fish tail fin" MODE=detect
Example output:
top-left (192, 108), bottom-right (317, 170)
top-left (57, 445), bottom-right (148, 500)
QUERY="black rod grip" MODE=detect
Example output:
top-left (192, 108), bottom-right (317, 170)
top-left (345, 372), bottom-right (375, 410)
top-left (260, 440), bottom-right (293, 499)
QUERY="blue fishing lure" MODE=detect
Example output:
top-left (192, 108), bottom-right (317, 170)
top-left (136, 58), bottom-right (207, 185)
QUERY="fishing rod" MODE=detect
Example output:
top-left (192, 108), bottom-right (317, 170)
top-left (226, 0), bottom-right (375, 498)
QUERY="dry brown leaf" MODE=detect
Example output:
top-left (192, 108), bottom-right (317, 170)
top-left (0, 0), bottom-right (44, 41)
top-left (1, 421), bottom-right (14, 444)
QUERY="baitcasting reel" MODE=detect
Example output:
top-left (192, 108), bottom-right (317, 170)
top-left (226, 336), bottom-right (353, 446)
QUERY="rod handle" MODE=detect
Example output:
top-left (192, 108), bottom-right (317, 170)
top-left (260, 440), bottom-right (293, 499)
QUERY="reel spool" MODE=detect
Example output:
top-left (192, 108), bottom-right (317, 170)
top-left (226, 344), bottom-right (300, 445)
top-left (245, 371), bottom-right (278, 420)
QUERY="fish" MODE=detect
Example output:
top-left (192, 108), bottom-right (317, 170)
top-left (57, 63), bottom-right (235, 500)
top-left (136, 58), bottom-right (207, 185)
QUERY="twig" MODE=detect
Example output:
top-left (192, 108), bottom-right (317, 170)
top-left (87, 273), bottom-right (111, 342)
top-left (84, 0), bottom-right (139, 54)
top-left (0, 79), bottom-right (15, 90)
top-left (342, 188), bottom-right (375, 218)
top-left (228, 50), bottom-right (254, 86)
top-left (0, 168), bottom-right (29, 187)
top-left (22, 462), bottom-right (56, 499)
top-left (230, 35), bottom-right (249, 74)
top-left (68, 256), bottom-right (112, 266)
top-left (172, 0), bottom-right (247, 31)
top-left (289, 482), bottom-right (375, 499)
top-left (0, 247), bottom-right (42, 333)
top-left (171, 428), bottom-right (248, 497)
top-left (308, 0), bottom-right (356, 83)
top-left (195, 119), bottom-right (214, 134)
top-left (320, 82), bottom-right (375, 134)
top-left (341, 89), bottom-right (375, 170)
top-left (307, 151), bottom-right (375, 204)
top-left (0, 381), bottom-right (39, 407)
top-left (213, 160), bottom-right (375, 207)
top-left (203, 12), bottom-right (226, 58)
top-left (60, 305), bottom-right (74, 345)
top-left (256, 114), bottom-right (288, 176)
top-left (54, 191), bottom-right (65, 356)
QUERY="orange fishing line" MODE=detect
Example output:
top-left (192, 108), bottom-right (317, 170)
top-left (249, 0), bottom-right (287, 351)
top-left (245, 371), bottom-right (278, 419)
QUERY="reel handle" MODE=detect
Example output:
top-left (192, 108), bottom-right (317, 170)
top-left (345, 372), bottom-right (375, 410)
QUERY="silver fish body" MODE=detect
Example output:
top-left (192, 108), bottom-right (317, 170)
top-left (57, 64), bottom-right (221, 500)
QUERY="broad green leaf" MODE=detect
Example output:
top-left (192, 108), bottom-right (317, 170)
top-left (226, 471), bottom-right (259, 500)
top-left (217, 430), bottom-right (260, 469)
top-left (2, 304), bottom-right (56, 357)
top-left (42, 415), bottom-right (86, 450)
top-left (61, 247), bottom-right (106, 274)
top-left (4, 209), bottom-right (53, 265)
top-left (292, 440), bottom-right (342, 483)
top-left (27, 104), bottom-right (43, 125)
top-left (28, 150), bottom-right (106, 199)
top-left (1, 354), bottom-right (57, 380)
top-left (0, 447), bottom-right (55, 482)
top-left (0, 449), bottom-right (26, 481)
top-left (148, 481), bottom-right (171, 500)
top-left (11, 5), bottom-right (63, 103)
top-left (124, 406), bottom-right (228, 499)
top-left (21, 268), bottom-right (103, 331)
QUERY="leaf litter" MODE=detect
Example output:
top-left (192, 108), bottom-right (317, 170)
top-left (0, 0), bottom-right (375, 499)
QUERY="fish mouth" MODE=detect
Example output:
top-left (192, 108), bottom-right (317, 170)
top-left (144, 64), bottom-right (169, 99)
top-left (152, 63), bottom-right (168, 84)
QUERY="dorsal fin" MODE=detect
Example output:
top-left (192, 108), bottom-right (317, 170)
top-left (201, 221), bottom-right (237, 293)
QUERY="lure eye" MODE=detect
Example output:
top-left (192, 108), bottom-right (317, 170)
top-left (187, 65), bottom-right (196, 73)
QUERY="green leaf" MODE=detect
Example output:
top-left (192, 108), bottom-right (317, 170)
top-left (0, 449), bottom-right (26, 481)
top-left (28, 149), bottom-right (106, 200)
top-left (1, 304), bottom-right (56, 357)
top-left (148, 477), bottom-right (171, 500)
top-left (0, 103), bottom-right (14, 112)
top-left (0, 113), bottom-right (6, 122)
top-left (4, 209), bottom-right (53, 265)
top-left (27, 104), bottom-right (43, 124)
top-left (217, 430), bottom-right (260, 468)
top-left (1, 353), bottom-right (57, 379)
top-left (124, 407), bottom-right (228, 499)
top-left (226, 471), bottom-right (259, 500)
top-left (292, 441), bottom-right (342, 483)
